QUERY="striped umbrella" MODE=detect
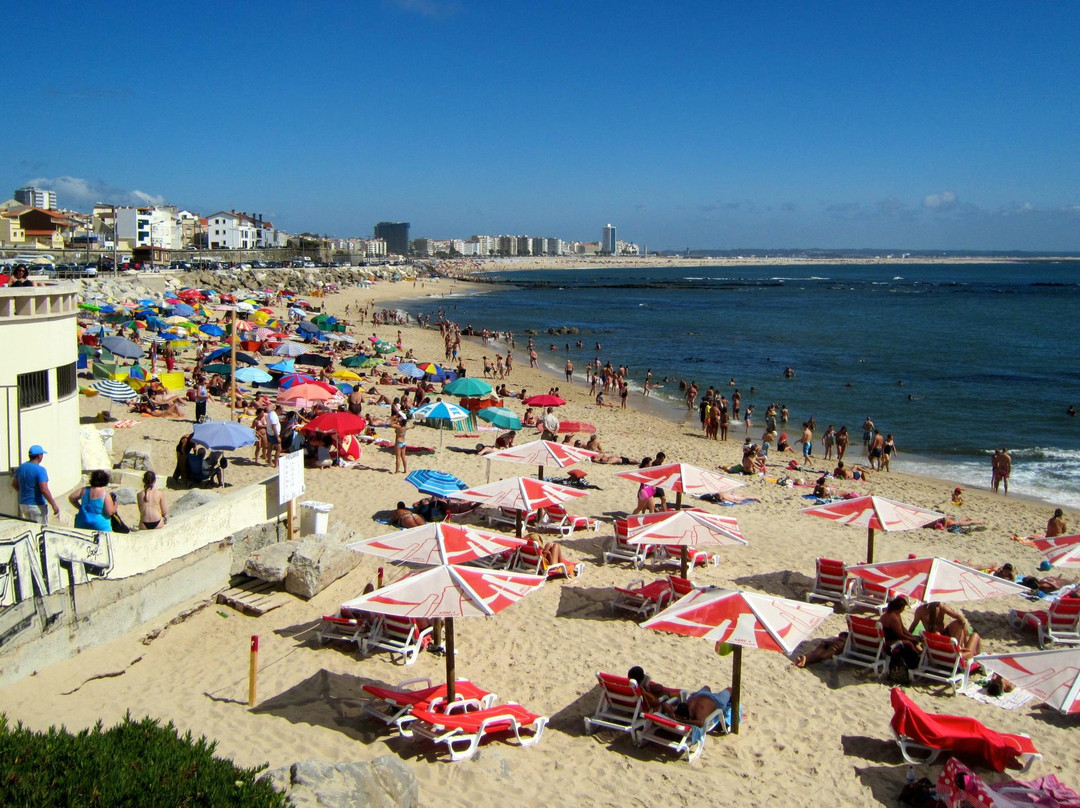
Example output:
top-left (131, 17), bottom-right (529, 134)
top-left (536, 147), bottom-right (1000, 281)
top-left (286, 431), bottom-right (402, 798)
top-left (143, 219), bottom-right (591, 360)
top-left (412, 400), bottom-right (471, 448)
top-left (92, 380), bottom-right (139, 414)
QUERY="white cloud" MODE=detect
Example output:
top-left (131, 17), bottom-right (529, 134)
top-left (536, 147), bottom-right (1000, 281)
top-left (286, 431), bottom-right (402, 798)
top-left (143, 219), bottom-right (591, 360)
top-left (25, 176), bottom-right (168, 210)
top-left (922, 190), bottom-right (958, 210)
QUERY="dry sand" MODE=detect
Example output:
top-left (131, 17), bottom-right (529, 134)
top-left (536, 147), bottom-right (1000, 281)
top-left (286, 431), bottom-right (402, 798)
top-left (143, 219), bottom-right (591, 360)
top-left (0, 276), bottom-right (1075, 806)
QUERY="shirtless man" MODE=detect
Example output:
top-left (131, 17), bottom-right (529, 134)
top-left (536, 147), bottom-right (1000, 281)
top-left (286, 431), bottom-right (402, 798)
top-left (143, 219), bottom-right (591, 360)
top-left (868, 431), bottom-right (885, 469)
top-left (800, 422), bottom-right (814, 466)
top-left (998, 448), bottom-right (1011, 495)
top-left (391, 414), bottom-right (410, 474)
top-left (793, 633), bottom-right (848, 667)
top-left (862, 416), bottom-right (875, 452)
top-left (1047, 508), bottom-right (1067, 538)
top-left (564, 359), bottom-right (573, 383)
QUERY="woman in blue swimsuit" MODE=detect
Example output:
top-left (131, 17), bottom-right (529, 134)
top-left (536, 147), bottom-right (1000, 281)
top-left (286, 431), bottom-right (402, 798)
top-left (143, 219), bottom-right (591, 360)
top-left (68, 469), bottom-right (116, 532)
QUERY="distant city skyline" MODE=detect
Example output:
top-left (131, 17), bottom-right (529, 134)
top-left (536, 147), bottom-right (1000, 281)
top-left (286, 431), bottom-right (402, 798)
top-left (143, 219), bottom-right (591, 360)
top-left (4, 2), bottom-right (1080, 252)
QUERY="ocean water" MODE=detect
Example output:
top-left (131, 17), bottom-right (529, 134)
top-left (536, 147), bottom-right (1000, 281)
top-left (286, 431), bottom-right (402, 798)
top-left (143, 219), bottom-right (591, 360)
top-left (396, 262), bottom-right (1080, 509)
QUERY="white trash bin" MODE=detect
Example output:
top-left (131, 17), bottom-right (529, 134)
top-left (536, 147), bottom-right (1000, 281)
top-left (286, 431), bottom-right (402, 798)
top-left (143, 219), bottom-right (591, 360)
top-left (300, 501), bottom-right (334, 535)
top-left (99, 428), bottom-right (115, 454)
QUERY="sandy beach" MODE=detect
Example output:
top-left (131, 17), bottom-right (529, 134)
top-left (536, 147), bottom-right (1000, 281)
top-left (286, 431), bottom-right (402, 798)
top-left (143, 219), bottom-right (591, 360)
top-left (1, 275), bottom-right (1075, 807)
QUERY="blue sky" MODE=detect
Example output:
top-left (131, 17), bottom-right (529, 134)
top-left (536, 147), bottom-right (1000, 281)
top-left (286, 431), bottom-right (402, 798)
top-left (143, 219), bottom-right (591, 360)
top-left (5, 1), bottom-right (1080, 250)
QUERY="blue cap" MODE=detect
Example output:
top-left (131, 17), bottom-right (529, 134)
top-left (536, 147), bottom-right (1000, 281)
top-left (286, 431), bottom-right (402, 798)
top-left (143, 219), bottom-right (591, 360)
top-left (1039, 560), bottom-right (1053, 572)
top-left (28, 445), bottom-right (46, 457)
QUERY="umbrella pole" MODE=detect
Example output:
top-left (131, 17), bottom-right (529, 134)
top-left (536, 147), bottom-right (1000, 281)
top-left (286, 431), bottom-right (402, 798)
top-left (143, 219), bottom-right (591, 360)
top-left (516, 510), bottom-right (523, 538)
top-left (445, 618), bottom-right (456, 704)
top-left (228, 310), bottom-right (237, 417)
top-left (680, 547), bottom-right (689, 580)
top-left (538, 464), bottom-right (544, 481)
top-left (730, 645), bottom-right (742, 734)
top-left (675, 491), bottom-right (682, 511)
top-left (866, 527), bottom-right (875, 564)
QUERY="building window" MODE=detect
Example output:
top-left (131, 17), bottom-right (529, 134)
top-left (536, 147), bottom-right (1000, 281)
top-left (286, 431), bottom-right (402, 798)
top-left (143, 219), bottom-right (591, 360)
top-left (57, 362), bottom-right (77, 398)
top-left (17, 370), bottom-right (49, 409)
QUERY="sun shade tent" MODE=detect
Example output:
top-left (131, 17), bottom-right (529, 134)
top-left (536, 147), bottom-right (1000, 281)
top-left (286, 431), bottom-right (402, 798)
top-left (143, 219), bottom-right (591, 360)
top-left (799, 495), bottom-right (945, 563)
top-left (625, 508), bottom-right (747, 578)
top-left (643, 589), bottom-right (832, 734)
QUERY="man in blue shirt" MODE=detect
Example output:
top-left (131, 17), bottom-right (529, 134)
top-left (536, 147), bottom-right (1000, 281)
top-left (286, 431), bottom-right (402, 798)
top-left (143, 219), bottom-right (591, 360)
top-left (11, 445), bottom-right (60, 524)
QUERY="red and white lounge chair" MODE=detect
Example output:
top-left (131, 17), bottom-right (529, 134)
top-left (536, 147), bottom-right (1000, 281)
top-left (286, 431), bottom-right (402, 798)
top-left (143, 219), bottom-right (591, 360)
top-left (833, 614), bottom-right (888, 677)
top-left (603, 519), bottom-right (656, 569)
top-left (636, 702), bottom-right (729, 762)
top-left (806, 557), bottom-right (856, 611)
top-left (612, 578), bottom-right (675, 620)
top-left (583, 672), bottom-right (649, 737)
top-left (1009, 597), bottom-right (1080, 649)
top-left (889, 687), bottom-right (1041, 773)
top-left (317, 614), bottom-right (369, 648)
top-left (408, 702), bottom-right (549, 761)
top-left (847, 577), bottom-right (892, 613)
top-left (361, 615), bottom-right (434, 665)
top-left (544, 504), bottom-right (600, 536)
top-left (361, 677), bottom-right (498, 734)
top-left (510, 541), bottom-right (583, 580)
top-left (912, 632), bottom-right (975, 694)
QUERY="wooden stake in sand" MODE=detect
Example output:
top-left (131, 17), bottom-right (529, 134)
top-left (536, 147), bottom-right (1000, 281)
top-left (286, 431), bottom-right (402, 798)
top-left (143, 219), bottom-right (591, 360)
top-left (248, 635), bottom-right (259, 706)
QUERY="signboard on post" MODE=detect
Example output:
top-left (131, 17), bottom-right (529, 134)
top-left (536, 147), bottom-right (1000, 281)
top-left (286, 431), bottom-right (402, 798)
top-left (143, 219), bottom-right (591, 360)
top-left (278, 450), bottom-right (306, 505)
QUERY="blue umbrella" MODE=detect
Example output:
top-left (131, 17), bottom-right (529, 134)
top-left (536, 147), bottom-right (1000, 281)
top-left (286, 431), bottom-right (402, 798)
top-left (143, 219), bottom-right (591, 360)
top-left (202, 348), bottom-right (257, 366)
top-left (405, 469), bottom-right (468, 498)
top-left (99, 304), bottom-right (118, 314)
top-left (267, 359), bottom-right (295, 373)
top-left (192, 420), bottom-right (256, 450)
top-left (297, 321), bottom-right (319, 334)
top-left (159, 332), bottom-right (182, 341)
top-left (274, 342), bottom-right (307, 357)
top-left (397, 363), bottom-right (425, 379)
top-left (199, 323), bottom-right (225, 337)
top-left (235, 367), bottom-right (272, 383)
top-left (203, 347), bottom-right (231, 362)
top-left (145, 316), bottom-right (168, 330)
top-left (413, 401), bottom-right (470, 422)
top-left (335, 383), bottom-right (354, 394)
top-left (101, 335), bottom-right (144, 359)
top-left (444, 377), bottom-right (494, 397)
top-left (128, 365), bottom-right (147, 381)
top-left (171, 303), bottom-right (195, 317)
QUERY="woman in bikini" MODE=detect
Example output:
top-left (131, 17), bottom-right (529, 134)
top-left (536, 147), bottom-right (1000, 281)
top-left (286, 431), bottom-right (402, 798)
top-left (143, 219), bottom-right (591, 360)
top-left (909, 600), bottom-right (981, 659)
top-left (136, 471), bottom-right (168, 530)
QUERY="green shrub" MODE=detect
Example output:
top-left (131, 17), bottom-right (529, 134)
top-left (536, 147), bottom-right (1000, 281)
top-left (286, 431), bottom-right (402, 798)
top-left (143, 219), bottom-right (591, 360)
top-left (0, 712), bottom-right (289, 807)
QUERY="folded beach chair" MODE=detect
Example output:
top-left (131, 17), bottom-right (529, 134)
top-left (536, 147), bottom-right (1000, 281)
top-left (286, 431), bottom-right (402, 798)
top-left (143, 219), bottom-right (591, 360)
top-left (833, 614), bottom-right (888, 677)
top-left (636, 705), bottom-right (728, 762)
top-left (361, 615), bottom-right (434, 665)
top-left (806, 557), bottom-right (856, 611)
top-left (1008, 597), bottom-right (1080, 649)
top-left (317, 614), bottom-right (370, 648)
top-left (889, 687), bottom-right (1041, 773)
top-left (361, 677), bottom-right (498, 735)
top-left (408, 702), bottom-right (549, 762)
top-left (602, 519), bottom-right (655, 569)
top-left (912, 632), bottom-right (975, 694)
top-left (583, 672), bottom-right (650, 737)
top-left (847, 577), bottom-right (892, 614)
top-left (612, 577), bottom-right (676, 620)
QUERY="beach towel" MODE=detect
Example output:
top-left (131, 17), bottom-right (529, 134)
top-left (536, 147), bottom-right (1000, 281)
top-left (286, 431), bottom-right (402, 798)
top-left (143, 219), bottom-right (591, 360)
top-left (112, 419), bottom-right (137, 429)
top-left (958, 680), bottom-right (1034, 711)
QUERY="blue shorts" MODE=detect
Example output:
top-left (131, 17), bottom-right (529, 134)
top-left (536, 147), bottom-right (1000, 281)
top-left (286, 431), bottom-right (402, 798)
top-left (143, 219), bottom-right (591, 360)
top-left (803, 442), bottom-right (812, 457)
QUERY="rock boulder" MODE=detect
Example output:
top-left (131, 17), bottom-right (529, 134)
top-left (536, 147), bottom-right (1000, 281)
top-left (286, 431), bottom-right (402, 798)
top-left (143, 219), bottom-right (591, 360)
top-left (117, 449), bottom-right (154, 472)
top-left (245, 541), bottom-right (300, 583)
top-left (284, 538), bottom-right (360, 599)
top-left (260, 756), bottom-right (419, 808)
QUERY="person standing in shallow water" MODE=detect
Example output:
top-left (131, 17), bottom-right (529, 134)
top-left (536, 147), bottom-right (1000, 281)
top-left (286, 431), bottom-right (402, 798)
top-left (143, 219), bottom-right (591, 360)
top-left (835, 426), bottom-right (849, 460)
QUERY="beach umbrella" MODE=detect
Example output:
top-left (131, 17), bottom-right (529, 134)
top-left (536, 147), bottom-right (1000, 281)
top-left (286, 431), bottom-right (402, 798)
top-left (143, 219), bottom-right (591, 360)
top-left (625, 508), bottom-right (747, 579)
top-left (416, 362), bottom-right (442, 376)
top-left (78, 303), bottom-right (101, 312)
top-left (170, 303), bottom-right (195, 317)
top-left (524, 394), bottom-right (566, 407)
top-left (274, 342), bottom-right (308, 357)
top-left (643, 589), bottom-right (833, 734)
top-left (299, 411), bottom-right (368, 436)
top-left (616, 462), bottom-right (746, 508)
top-left (554, 420), bottom-right (597, 435)
top-left (91, 380), bottom-right (139, 414)
top-left (101, 336), bottom-right (144, 359)
top-left (297, 321), bottom-right (319, 335)
top-left (252, 327), bottom-right (275, 341)
top-left (331, 334), bottom-right (357, 345)
top-left (1032, 534), bottom-right (1080, 568)
top-left (192, 420), bottom-right (256, 450)
top-left (973, 648), bottom-right (1080, 715)
top-left (405, 469), bottom-right (469, 498)
top-left (267, 360), bottom-right (295, 374)
top-left (202, 363), bottom-right (233, 376)
top-left (374, 341), bottom-right (397, 354)
top-left (476, 407), bottom-right (522, 431)
top-left (99, 304), bottom-right (118, 314)
top-left (278, 372), bottom-right (318, 389)
top-left (798, 495), bottom-right (944, 563)
top-left (158, 331), bottom-right (182, 341)
top-left (845, 557), bottom-right (1029, 604)
top-left (346, 523), bottom-right (525, 568)
top-left (127, 364), bottom-right (147, 381)
top-left (358, 356), bottom-right (382, 368)
top-left (413, 400), bottom-right (471, 448)
top-left (198, 323), bottom-right (225, 338)
top-left (481, 439), bottom-right (596, 480)
top-left (202, 347), bottom-right (231, 363)
top-left (396, 363), bottom-right (425, 379)
top-left (295, 353), bottom-right (331, 368)
top-left (341, 353), bottom-right (374, 368)
top-left (443, 377), bottom-right (493, 397)
top-left (235, 367), bottom-right (272, 384)
top-left (450, 476), bottom-right (589, 537)
top-left (340, 561), bottom-right (544, 704)
top-left (278, 383), bottom-right (336, 407)
top-left (330, 369), bottom-right (362, 382)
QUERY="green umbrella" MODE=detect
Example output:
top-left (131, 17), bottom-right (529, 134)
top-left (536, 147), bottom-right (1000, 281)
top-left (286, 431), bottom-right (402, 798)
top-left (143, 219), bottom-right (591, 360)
top-left (444, 377), bottom-right (493, 397)
top-left (202, 363), bottom-right (233, 375)
top-left (341, 354), bottom-right (373, 368)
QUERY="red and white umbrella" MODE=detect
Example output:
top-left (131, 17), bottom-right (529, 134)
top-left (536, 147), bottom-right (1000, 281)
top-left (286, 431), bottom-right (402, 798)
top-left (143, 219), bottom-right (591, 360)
top-left (482, 439), bottom-right (597, 480)
top-left (626, 508), bottom-right (747, 578)
top-left (846, 557), bottom-right (1029, 604)
top-left (643, 588), bottom-right (833, 733)
top-left (799, 495), bottom-right (944, 563)
top-left (1032, 534), bottom-right (1080, 568)
top-left (450, 476), bottom-right (589, 536)
top-left (616, 462), bottom-right (746, 507)
top-left (341, 564), bottom-right (545, 703)
top-left (554, 420), bottom-right (596, 434)
top-left (345, 523), bottom-right (525, 567)
top-left (974, 648), bottom-right (1080, 715)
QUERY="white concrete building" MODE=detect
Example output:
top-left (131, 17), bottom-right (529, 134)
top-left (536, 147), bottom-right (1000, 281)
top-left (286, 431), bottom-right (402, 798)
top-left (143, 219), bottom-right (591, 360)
top-left (470, 235), bottom-right (494, 255)
top-left (115, 206), bottom-right (181, 250)
top-left (14, 187), bottom-right (56, 210)
top-left (206, 211), bottom-right (257, 250)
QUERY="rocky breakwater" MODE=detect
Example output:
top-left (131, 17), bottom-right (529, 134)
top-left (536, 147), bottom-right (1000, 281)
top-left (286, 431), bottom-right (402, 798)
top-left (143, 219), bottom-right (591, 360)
top-left (178, 265), bottom-right (413, 295)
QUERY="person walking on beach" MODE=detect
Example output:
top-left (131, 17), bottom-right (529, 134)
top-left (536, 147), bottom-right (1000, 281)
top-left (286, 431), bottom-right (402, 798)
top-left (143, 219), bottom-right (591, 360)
top-left (862, 416), bottom-right (875, 453)
top-left (823, 426), bottom-right (836, 460)
top-left (732, 389), bottom-right (741, 420)
top-left (836, 426), bottom-right (849, 460)
top-left (800, 422), bottom-right (814, 466)
top-left (992, 448), bottom-right (1011, 495)
top-left (11, 445), bottom-right (61, 524)
top-left (881, 434), bottom-right (897, 472)
top-left (391, 414), bottom-right (411, 474)
top-left (565, 359), bottom-right (573, 383)
top-left (868, 431), bottom-right (885, 469)
top-left (719, 403), bottom-right (729, 441)
top-left (619, 382), bottom-right (629, 410)
top-left (744, 405), bottom-right (754, 434)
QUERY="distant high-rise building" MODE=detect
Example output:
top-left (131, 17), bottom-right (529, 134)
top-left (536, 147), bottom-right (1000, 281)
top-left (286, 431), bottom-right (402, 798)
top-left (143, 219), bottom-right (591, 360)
top-left (375, 221), bottom-right (410, 257)
top-left (15, 186), bottom-right (56, 210)
top-left (602, 223), bottom-right (616, 255)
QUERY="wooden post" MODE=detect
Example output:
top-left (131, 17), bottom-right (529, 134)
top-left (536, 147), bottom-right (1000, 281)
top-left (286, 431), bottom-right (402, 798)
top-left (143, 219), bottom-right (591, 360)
top-left (516, 510), bottom-right (523, 538)
top-left (730, 645), bottom-right (742, 734)
top-left (433, 618), bottom-right (443, 648)
top-left (286, 498), bottom-right (295, 542)
top-left (537, 464), bottom-right (544, 481)
top-left (445, 617), bottom-right (456, 704)
top-left (680, 546), bottom-right (690, 580)
top-left (866, 527), bottom-right (876, 564)
top-left (377, 566), bottom-right (384, 589)
top-left (675, 490), bottom-right (683, 510)
top-left (248, 635), bottom-right (259, 706)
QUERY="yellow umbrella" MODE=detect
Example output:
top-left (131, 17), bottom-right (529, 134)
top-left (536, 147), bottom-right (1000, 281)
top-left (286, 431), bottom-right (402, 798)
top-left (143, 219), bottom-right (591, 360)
top-left (331, 369), bottom-right (362, 382)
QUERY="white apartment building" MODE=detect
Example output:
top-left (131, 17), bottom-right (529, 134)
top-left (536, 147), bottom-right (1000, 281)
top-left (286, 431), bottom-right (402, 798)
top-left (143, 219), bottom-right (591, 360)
top-left (206, 211), bottom-right (257, 250)
top-left (545, 237), bottom-right (564, 256)
top-left (497, 235), bottom-right (518, 256)
top-left (458, 240), bottom-right (482, 257)
top-left (14, 186), bottom-right (56, 210)
top-left (469, 235), bottom-right (494, 255)
top-left (362, 238), bottom-right (387, 258)
top-left (115, 205), bottom-right (181, 250)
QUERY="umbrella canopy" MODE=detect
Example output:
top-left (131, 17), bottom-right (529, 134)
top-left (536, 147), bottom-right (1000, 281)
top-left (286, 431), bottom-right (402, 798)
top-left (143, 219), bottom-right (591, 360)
top-left (278, 383), bottom-right (337, 406)
top-left (974, 648), bottom-right (1080, 715)
top-left (192, 420), bottom-right (256, 450)
top-left (443, 377), bottom-right (493, 397)
top-left (405, 469), bottom-right (469, 498)
top-left (274, 342), bottom-right (308, 357)
top-left (416, 362), bottom-right (442, 375)
top-left (92, 380), bottom-right (139, 402)
top-left (101, 336), bottom-right (144, 359)
top-left (413, 401), bottom-right (471, 422)
top-left (846, 557), bottom-right (1030, 604)
top-left (341, 353), bottom-right (375, 368)
top-left (616, 462), bottom-right (746, 506)
top-left (201, 363), bottom-right (233, 376)
top-left (524, 394), bottom-right (566, 407)
top-left (330, 369), bottom-right (362, 382)
top-left (299, 412), bottom-right (368, 435)
top-left (297, 321), bottom-right (320, 334)
top-left (374, 341), bottom-right (396, 354)
top-left (278, 372), bottom-right (317, 389)
top-left (345, 523), bottom-right (525, 567)
top-left (625, 508), bottom-right (747, 578)
top-left (396, 362), bottom-right (425, 379)
top-left (198, 323), bottom-right (225, 337)
top-left (295, 353), bottom-right (332, 368)
top-left (477, 407), bottom-right (522, 431)
top-left (267, 360), bottom-right (295, 374)
top-left (554, 420), bottom-right (596, 435)
top-left (1032, 534), bottom-right (1080, 568)
top-left (643, 588), bottom-right (833, 733)
top-left (451, 476), bottom-right (589, 535)
top-left (235, 367), bottom-right (272, 384)
top-left (799, 495), bottom-right (944, 563)
top-left (482, 439), bottom-right (596, 479)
